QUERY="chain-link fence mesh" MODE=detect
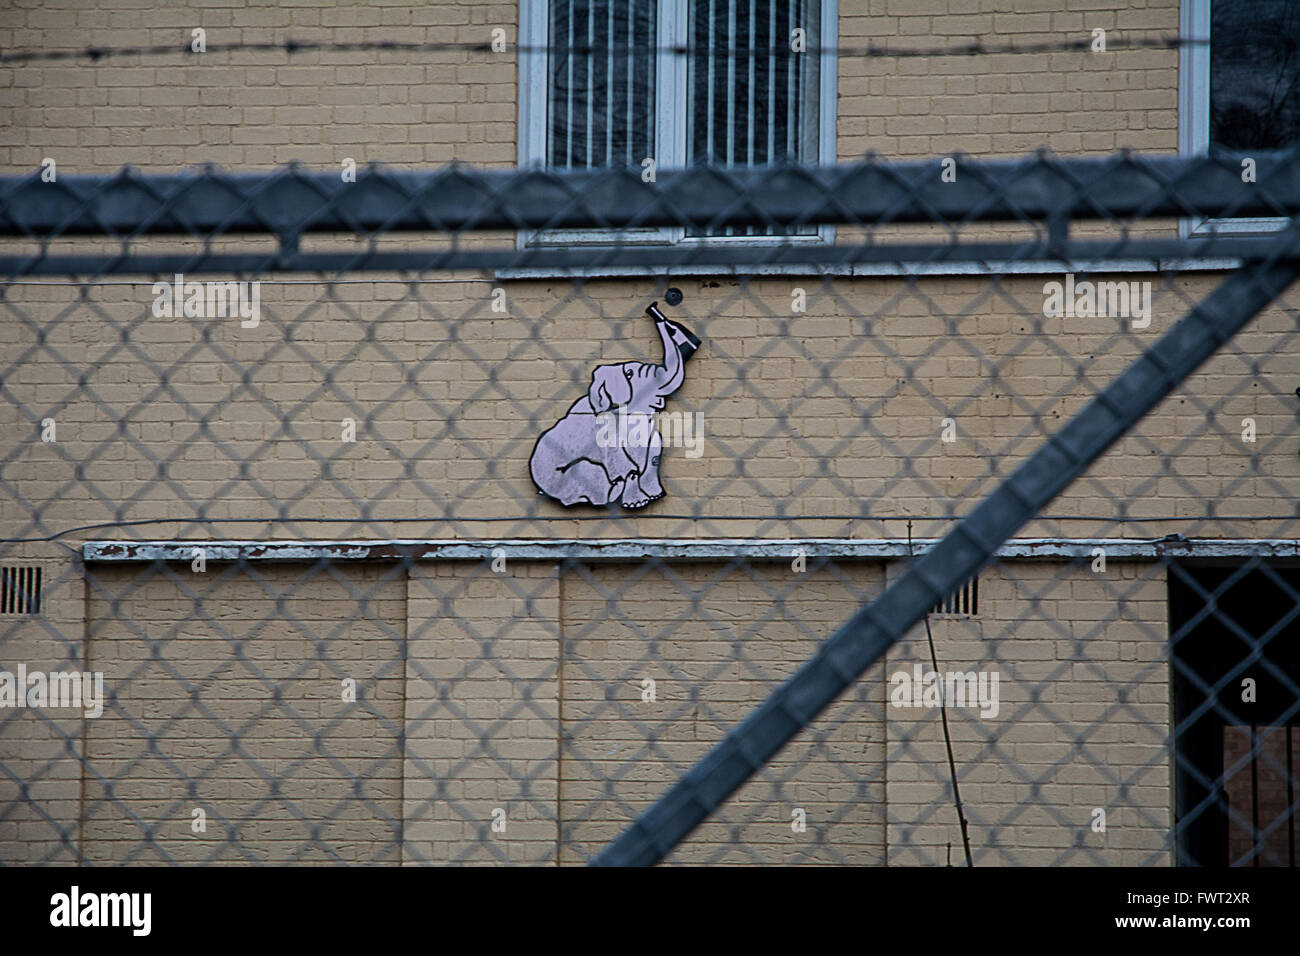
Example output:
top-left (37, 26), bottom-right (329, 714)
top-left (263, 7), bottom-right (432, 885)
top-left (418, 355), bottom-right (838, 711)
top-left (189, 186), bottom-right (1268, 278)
top-left (2, 152), bottom-right (1299, 865)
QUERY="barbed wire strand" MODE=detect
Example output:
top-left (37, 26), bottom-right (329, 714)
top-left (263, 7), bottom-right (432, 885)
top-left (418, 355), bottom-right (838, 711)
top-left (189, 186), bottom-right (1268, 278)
top-left (0, 34), bottom-right (1207, 66)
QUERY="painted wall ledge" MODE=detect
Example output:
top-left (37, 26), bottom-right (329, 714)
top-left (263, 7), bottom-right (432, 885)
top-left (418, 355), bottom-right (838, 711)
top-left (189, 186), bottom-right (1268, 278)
top-left (81, 536), bottom-right (1300, 564)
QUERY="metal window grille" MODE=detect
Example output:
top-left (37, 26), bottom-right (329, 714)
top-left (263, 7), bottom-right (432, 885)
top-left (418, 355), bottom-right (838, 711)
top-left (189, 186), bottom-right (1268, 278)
top-left (548, 1), bottom-right (658, 169)
top-left (687, 0), bottom-right (819, 236)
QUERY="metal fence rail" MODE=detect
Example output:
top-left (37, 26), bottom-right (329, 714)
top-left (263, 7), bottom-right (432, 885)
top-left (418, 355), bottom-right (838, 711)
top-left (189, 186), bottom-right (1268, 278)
top-left (4, 149), bottom-right (1300, 274)
top-left (3, 152), bottom-right (1299, 866)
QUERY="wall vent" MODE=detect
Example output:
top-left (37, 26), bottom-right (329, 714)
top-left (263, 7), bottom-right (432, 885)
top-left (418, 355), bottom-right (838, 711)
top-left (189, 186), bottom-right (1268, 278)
top-left (1, 566), bottom-right (42, 615)
top-left (932, 576), bottom-right (978, 617)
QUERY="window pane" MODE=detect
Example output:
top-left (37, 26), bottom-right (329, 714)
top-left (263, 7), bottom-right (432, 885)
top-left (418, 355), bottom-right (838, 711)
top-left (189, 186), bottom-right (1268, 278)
top-left (548, 0), bottom-right (657, 170)
top-left (1210, 0), bottom-right (1300, 150)
top-left (1222, 725), bottom-right (1296, 866)
top-left (687, 0), bottom-right (820, 237)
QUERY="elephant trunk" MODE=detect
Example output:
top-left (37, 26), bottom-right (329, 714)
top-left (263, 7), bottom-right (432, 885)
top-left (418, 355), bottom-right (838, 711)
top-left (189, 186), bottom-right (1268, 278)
top-left (650, 306), bottom-right (686, 396)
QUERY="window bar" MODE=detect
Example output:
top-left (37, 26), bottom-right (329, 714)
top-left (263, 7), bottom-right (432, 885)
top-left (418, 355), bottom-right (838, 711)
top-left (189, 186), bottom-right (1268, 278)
top-left (773, 0), bottom-right (788, 169)
top-left (767, 0), bottom-right (776, 167)
top-left (747, 0), bottom-right (756, 167)
top-left (726, 0), bottom-right (736, 168)
top-left (626, 3), bottom-right (635, 166)
top-left (647, 5), bottom-right (656, 162)
top-left (566, 0), bottom-right (574, 169)
top-left (606, 3), bottom-right (614, 167)
top-left (787, 0), bottom-right (797, 160)
top-left (586, 5), bottom-right (594, 168)
top-left (707, 0), bottom-right (715, 165)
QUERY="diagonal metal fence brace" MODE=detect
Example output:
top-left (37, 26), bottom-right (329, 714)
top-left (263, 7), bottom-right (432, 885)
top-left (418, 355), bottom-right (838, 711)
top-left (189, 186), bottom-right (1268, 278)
top-left (591, 224), bottom-right (1300, 867)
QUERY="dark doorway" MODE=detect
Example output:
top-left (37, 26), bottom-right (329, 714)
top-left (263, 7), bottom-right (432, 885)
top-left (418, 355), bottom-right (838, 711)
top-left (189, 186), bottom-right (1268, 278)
top-left (1170, 560), bottom-right (1300, 866)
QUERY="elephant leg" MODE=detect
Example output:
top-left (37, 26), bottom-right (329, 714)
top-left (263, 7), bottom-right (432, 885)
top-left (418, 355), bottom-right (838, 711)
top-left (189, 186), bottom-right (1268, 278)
top-left (622, 433), bottom-right (665, 509)
top-left (550, 458), bottom-right (618, 506)
top-left (636, 432), bottom-right (665, 500)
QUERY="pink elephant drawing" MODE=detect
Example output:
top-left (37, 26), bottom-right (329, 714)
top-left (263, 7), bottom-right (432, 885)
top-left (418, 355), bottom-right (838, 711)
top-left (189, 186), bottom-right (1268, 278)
top-left (530, 302), bottom-right (701, 509)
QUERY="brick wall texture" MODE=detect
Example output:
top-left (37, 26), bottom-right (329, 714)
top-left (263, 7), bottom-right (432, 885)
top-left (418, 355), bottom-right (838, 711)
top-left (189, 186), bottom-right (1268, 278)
top-left (0, 0), bottom-right (1282, 864)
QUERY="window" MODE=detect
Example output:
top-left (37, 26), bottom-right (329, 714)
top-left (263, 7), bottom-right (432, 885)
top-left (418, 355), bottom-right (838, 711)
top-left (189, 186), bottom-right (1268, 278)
top-left (1170, 561), bottom-right (1300, 866)
top-left (1181, 0), bottom-right (1300, 232)
top-left (518, 0), bottom-right (837, 245)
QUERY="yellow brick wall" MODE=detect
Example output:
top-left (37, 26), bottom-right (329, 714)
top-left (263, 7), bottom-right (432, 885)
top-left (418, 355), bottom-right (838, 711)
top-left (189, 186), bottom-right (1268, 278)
top-left (884, 560), bottom-right (1172, 865)
top-left (4, 555), bottom-right (1180, 864)
top-left (0, 0), bottom-right (1179, 172)
top-left (403, 562), bottom-right (560, 864)
top-left (0, 561), bottom-right (86, 862)
top-left (1, 273), bottom-right (1293, 547)
top-left (4, 0), bottom-right (1250, 551)
top-left (78, 562), bottom-right (406, 863)
top-left (559, 560), bottom-right (887, 864)
top-left (0, 0), bottom-right (1270, 866)
top-left (0, 1), bottom-right (519, 171)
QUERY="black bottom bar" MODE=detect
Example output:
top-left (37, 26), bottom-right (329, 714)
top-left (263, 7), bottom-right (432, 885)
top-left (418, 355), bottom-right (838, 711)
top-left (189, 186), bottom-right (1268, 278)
top-left (0, 865), bottom-right (1281, 943)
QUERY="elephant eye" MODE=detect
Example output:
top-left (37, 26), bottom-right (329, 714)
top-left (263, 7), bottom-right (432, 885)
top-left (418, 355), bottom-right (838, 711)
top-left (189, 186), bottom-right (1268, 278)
top-left (624, 367), bottom-right (633, 378)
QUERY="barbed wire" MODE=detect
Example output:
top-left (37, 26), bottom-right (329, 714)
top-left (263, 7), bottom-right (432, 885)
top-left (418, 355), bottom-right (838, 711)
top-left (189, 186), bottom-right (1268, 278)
top-left (0, 34), bottom-right (1206, 66)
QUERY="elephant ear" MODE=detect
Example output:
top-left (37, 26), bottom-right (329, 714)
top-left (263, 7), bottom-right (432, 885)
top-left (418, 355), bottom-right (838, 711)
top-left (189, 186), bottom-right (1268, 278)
top-left (588, 364), bottom-right (632, 412)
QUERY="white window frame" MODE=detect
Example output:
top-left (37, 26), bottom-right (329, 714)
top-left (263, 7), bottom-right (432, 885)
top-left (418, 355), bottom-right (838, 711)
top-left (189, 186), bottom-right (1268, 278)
top-left (1180, 0), bottom-right (1288, 234)
top-left (517, 0), bottom-right (838, 249)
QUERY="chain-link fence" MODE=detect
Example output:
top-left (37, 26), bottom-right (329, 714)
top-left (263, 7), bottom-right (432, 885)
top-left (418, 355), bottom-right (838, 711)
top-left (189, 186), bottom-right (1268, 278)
top-left (2, 151), bottom-right (1299, 865)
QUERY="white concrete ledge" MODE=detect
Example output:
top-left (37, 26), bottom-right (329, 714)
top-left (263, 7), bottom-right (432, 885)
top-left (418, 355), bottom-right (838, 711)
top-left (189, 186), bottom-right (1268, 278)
top-left (493, 257), bottom-right (1245, 281)
top-left (81, 536), bottom-right (1300, 563)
